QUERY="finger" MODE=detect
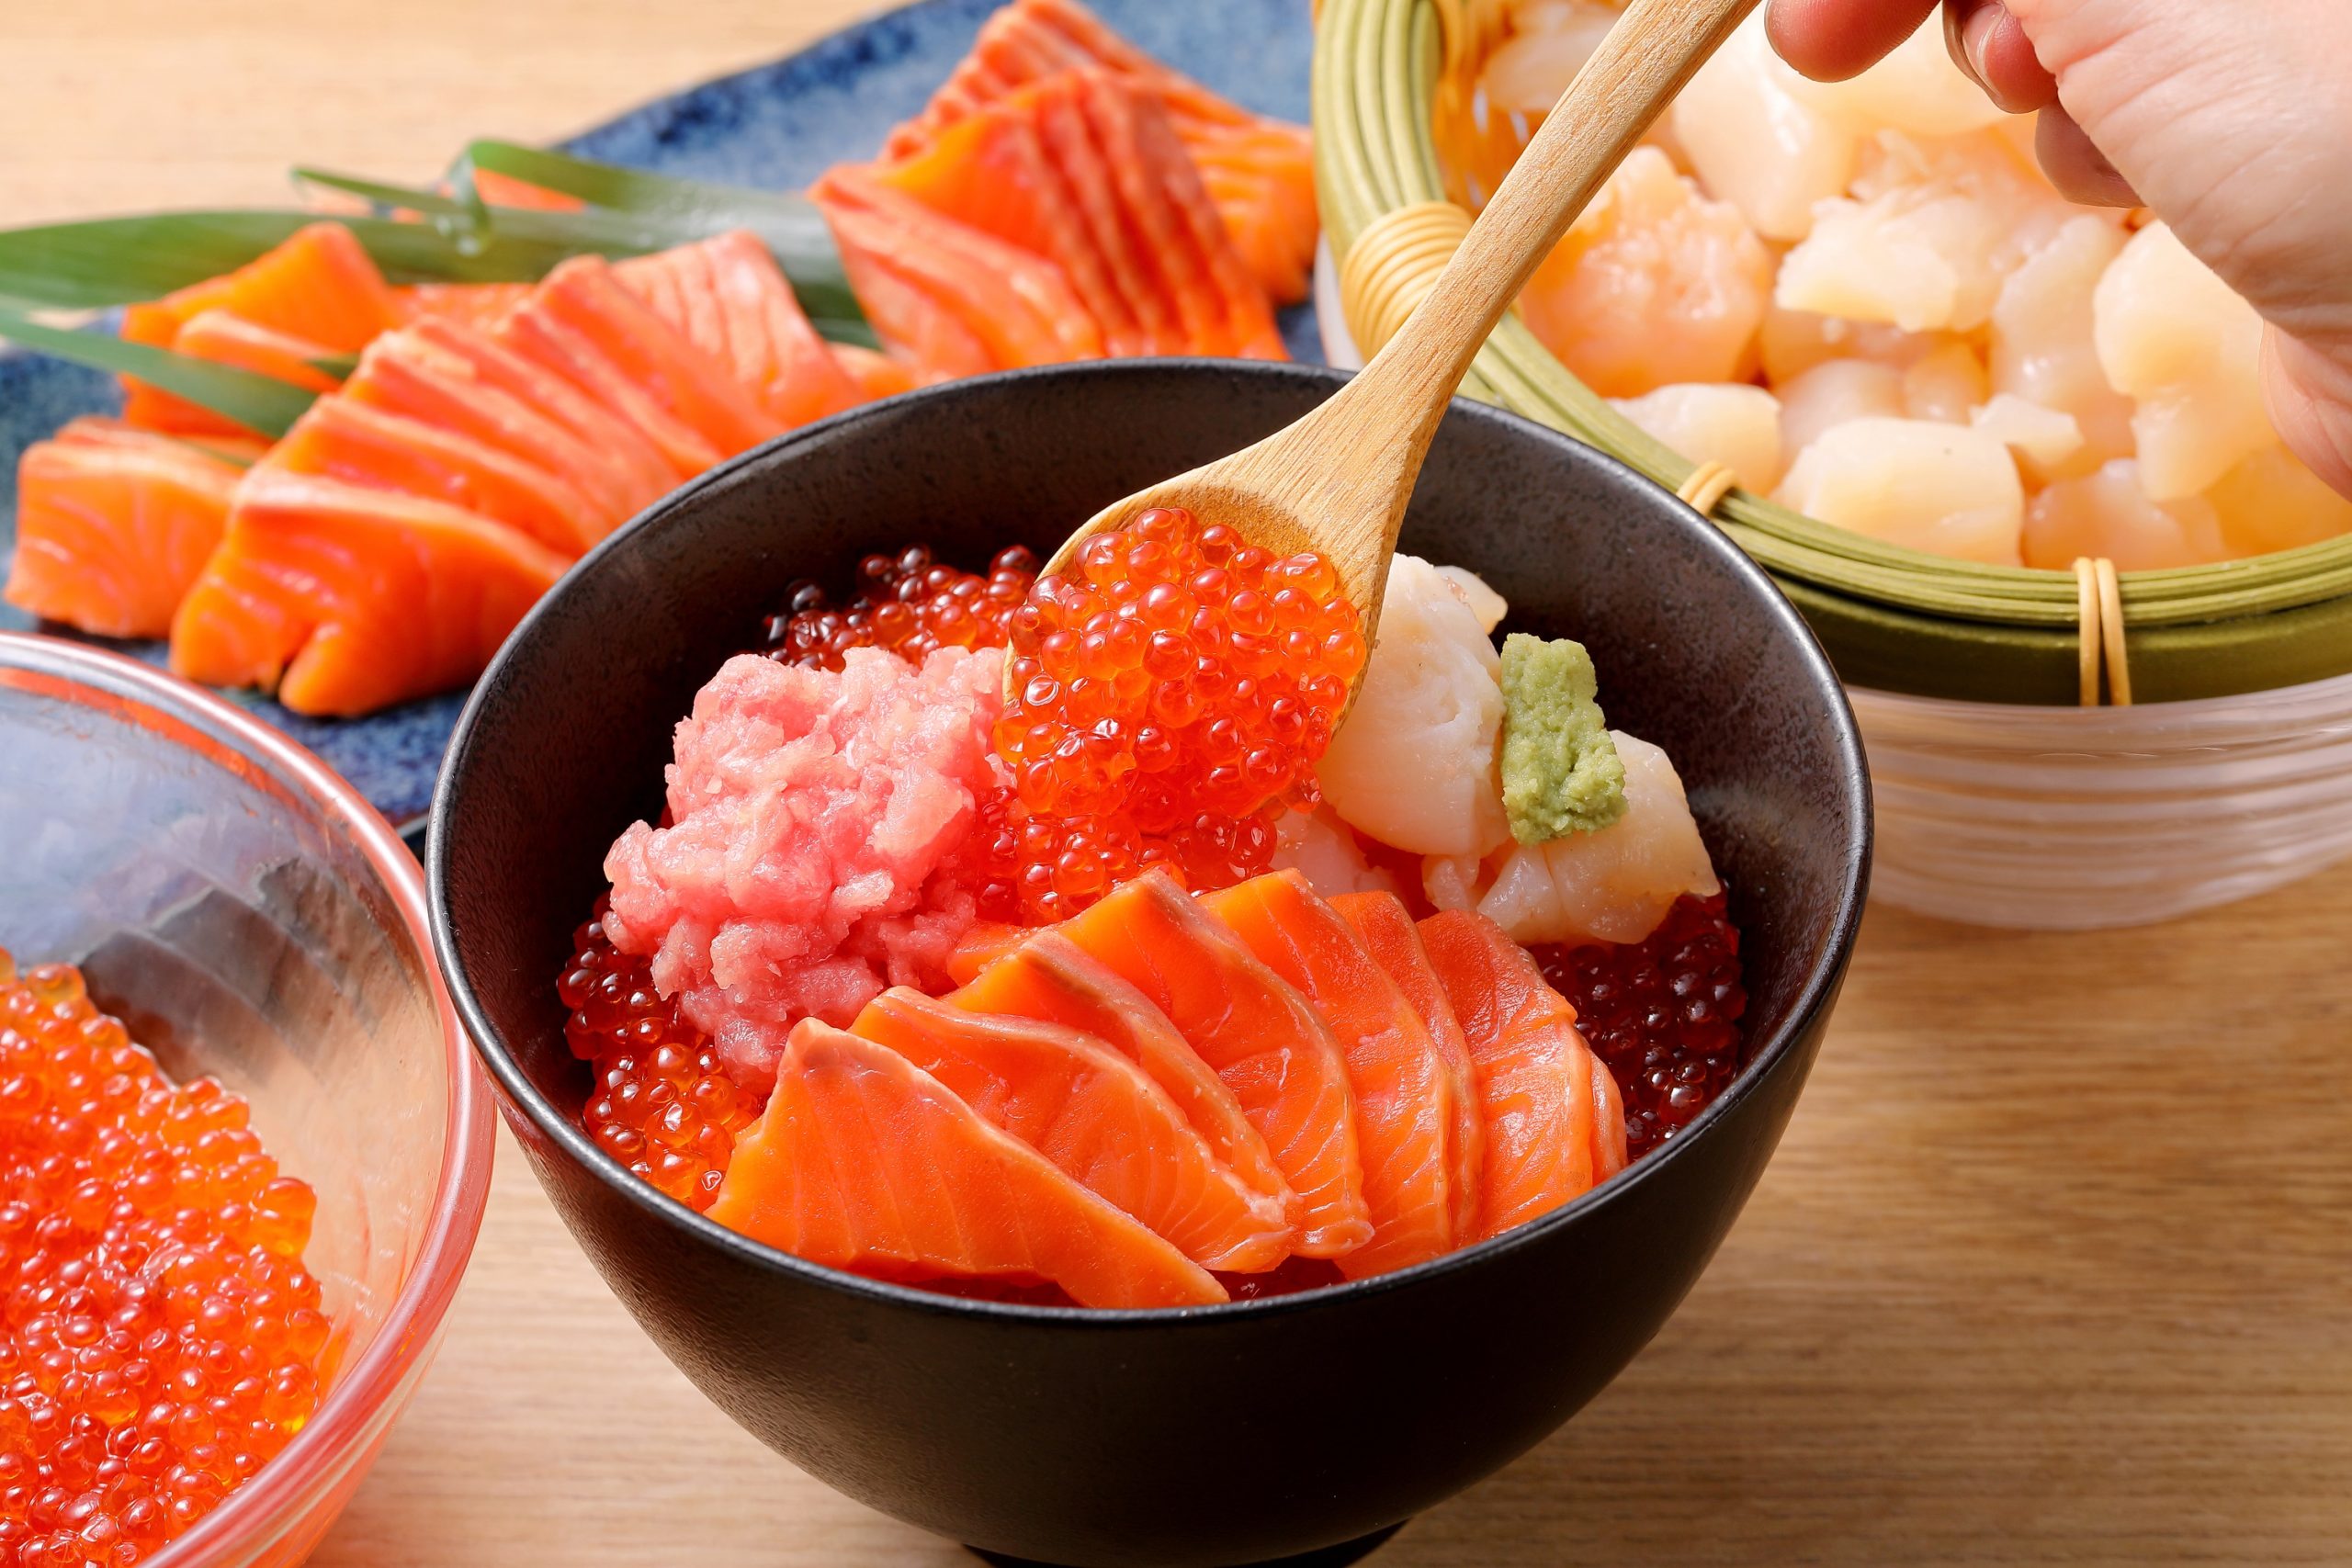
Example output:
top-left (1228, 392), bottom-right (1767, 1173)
top-left (1943, 0), bottom-right (2057, 113)
top-left (2263, 330), bottom-right (2352, 501)
top-left (2033, 105), bottom-right (2140, 207)
top-left (1767, 0), bottom-right (1939, 82)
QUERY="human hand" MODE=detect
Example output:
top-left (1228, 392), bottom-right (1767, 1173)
top-left (1765, 0), bottom-right (2352, 496)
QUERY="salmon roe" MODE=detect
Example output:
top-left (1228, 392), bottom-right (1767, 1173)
top-left (0, 953), bottom-right (328, 1565)
top-left (992, 508), bottom-right (1366, 922)
top-left (760, 543), bottom-right (1038, 670)
top-left (1536, 893), bottom-right (1748, 1160)
top-left (559, 917), bottom-right (766, 1212)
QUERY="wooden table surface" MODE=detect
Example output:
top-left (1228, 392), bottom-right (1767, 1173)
top-left (6, 4), bottom-right (2350, 1562)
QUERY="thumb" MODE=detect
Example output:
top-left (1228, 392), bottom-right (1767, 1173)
top-left (2265, 331), bottom-right (2352, 502)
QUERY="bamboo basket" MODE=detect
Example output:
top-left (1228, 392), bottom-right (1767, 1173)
top-left (1312, 0), bottom-right (2352, 923)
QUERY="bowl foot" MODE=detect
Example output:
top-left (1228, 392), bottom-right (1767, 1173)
top-left (968, 1521), bottom-right (1407, 1568)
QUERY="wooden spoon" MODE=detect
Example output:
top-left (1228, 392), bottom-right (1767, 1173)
top-left (1032, 0), bottom-right (1760, 673)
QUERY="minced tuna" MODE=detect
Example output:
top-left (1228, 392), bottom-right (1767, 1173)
top-left (602, 645), bottom-right (1006, 1083)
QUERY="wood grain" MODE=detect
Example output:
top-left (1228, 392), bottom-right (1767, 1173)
top-left (5, 4), bottom-right (2349, 1564)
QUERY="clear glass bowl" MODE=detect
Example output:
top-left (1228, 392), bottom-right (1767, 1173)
top-left (0, 633), bottom-right (495, 1565)
top-left (1851, 672), bottom-right (2352, 929)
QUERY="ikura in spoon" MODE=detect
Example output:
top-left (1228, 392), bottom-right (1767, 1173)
top-left (1025, 0), bottom-right (1763, 687)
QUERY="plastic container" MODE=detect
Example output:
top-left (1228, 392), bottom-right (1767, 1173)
top-left (0, 632), bottom-right (495, 1566)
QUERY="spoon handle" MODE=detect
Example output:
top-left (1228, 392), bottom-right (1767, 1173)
top-left (1336, 0), bottom-right (1760, 468)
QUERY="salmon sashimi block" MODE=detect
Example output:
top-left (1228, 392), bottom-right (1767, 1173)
top-left (169, 468), bottom-right (568, 716)
top-left (496, 255), bottom-right (780, 479)
top-left (880, 0), bottom-right (1317, 302)
top-left (1202, 873), bottom-right (1459, 1278)
top-left (874, 70), bottom-right (1283, 360)
top-left (851, 988), bottom-right (1289, 1272)
top-left (950, 930), bottom-right (1298, 1247)
top-left (381, 316), bottom-right (679, 525)
top-left (709, 1021), bottom-right (1227, 1309)
top-left (396, 281), bottom-right (533, 330)
top-left (1054, 871), bottom-right (1370, 1258)
top-left (616, 231), bottom-right (867, 429)
top-left (1417, 910), bottom-right (1628, 1241)
top-left (6, 421), bottom-right (243, 638)
top-left (831, 344), bottom-right (936, 400)
top-left (266, 393), bottom-right (609, 558)
top-left (811, 167), bottom-right (1103, 373)
top-left (1330, 890), bottom-right (1485, 1239)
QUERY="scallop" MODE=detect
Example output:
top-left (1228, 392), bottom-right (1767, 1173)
top-left (1774, 416), bottom-right (2025, 564)
top-left (1432, 563), bottom-right (1509, 633)
top-left (1484, 2), bottom-right (1623, 112)
top-left (2020, 459), bottom-right (2225, 571)
top-left (1758, 307), bottom-right (1934, 384)
top-left (1473, 732), bottom-right (1721, 947)
top-left (2094, 222), bottom-right (2276, 501)
top-left (1612, 381), bottom-right (1786, 491)
top-left (1971, 393), bottom-right (2086, 473)
top-left (1778, 129), bottom-right (2066, 333)
top-left (1776, 358), bottom-right (1905, 459)
top-left (1272, 807), bottom-right (1403, 899)
top-left (1669, 12), bottom-right (1858, 242)
top-left (1316, 553), bottom-right (1510, 859)
top-left (1901, 340), bottom-right (1990, 424)
top-left (2204, 446), bottom-right (2352, 558)
top-left (1779, 17), bottom-right (2009, 138)
top-left (1990, 215), bottom-right (2135, 482)
top-left (1519, 146), bottom-right (1774, 397)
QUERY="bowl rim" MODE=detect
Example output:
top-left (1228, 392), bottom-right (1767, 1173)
top-left (429, 357), bottom-right (1871, 1325)
top-left (0, 631), bottom-right (498, 1556)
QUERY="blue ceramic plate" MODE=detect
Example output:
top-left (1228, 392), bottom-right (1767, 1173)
top-left (0, 0), bottom-right (1318, 826)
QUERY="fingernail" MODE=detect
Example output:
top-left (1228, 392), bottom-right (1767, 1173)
top-left (1959, 6), bottom-right (2000, 89)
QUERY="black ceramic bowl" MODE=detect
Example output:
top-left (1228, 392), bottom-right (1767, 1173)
top-left (428, 361), bottom-right (1870, 1568)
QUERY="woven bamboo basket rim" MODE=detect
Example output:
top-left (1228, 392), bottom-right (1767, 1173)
top-left (1311, 0), bottom-right (2352, 704)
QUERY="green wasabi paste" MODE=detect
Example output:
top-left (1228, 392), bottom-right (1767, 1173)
top-left (1498, 633), bottom-right (1626, 844)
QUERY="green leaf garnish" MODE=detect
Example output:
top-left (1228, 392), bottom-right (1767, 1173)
top-left (1498, 634), bottom-right (1627, 843)
top-left (458, 141), bottom-right (873, 344)
top-left (0, 310), bottom-right (315, 439)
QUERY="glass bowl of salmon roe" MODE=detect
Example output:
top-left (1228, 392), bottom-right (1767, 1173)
top-left (0, 633), bottom-right (495, 1567)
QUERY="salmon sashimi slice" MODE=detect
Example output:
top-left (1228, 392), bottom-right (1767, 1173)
top-left (851, 988), bottom-right (1290, 1272)
top-left (170, 311), bottom-right (345, 394)
top-left (396, 281), bottom-right (533, 330)
top-left (876, 70), bottom-right (1283, 360)
top-left (1330, 890), bottom-right (1486, 1240)
top-left (52, 416), bottom-right (266, 468)
top-left (465, 168), bottom-right (585, 213)
top-left (6, 422), bottom-right (243, 638)
top-left (880, 0), bottom-right (1317, 302)
top-left (500, 254), bottom-right (784, 472)
top-left (266, 393), bottom-right (609, 558)
top-left (615, 231), bottom-right (867, 429)
top-left (946, 920), bottom-right (1030, 986)
top-left (390, 316), bottom-right (679, 521)
top-left (811, 167), bottom-right (1103, 373)
top-left (1417, 910), bottom-right (1628, 1241)
top-left (1054, 871), bottom-right (1370, 1258)
top-left (168, 468), bottom-right (568, 716)
top-left (831, 344), bottom-right (936, 400)
top-left (709, 1021), bottom-right (1227, 1309)
top-left (1202, 873), bottom-right (1459, 1278)
top-left (950, 930), bottom-right (1298, 1247)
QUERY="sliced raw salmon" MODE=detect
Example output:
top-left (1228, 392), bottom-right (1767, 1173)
top-left (851, 987), bottom-right (1289, 1271)
top-left (709, 1021), bottom-right (1227, 1308)
top-left (946, 920), bottom-right (1029, 986)
top-left (616, 231), bottom-right (866, 429)
top-left (266, 393), bottom-right (609, 557)
top-left (1418, 910), bottom-right (1627, 1241)
top-left (168, 467), bottom-right (567, 716)
top-left (875, 70), bottom-right (1283, 360)
top-left (1330, 890), bottom-right (1485, 1239)
top-left (831, 344), bottom-right (935, 400)
top-left (396, 281), bottom-right (533, 330)
top-left (1203, 873), bottom-right (1458, 1278)
top-left (950, 929), bottom-right (1298, 1244)
top-left (171, 311), bottom-right (345, 394)
top-left (811, 167), bottom-right (1103, 373)
top-left (881, 0), bottom-right (1317, 302)
top-left (496, 255), bottom-right (778, 479)
top-left (384, 316), bottom-right (679, 524)
top-left (1054, 870), bottom-right (1370, 1258)
top-left (466, 168), bottom-right (585, 213)
top-left (6, 420), bottom-right (243, 638)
